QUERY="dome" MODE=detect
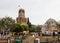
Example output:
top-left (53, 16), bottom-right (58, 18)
top-left (19, 8), bottom-right (25, 13)
top-left (46, 18), bottom-right (56, 23)
top-left (45, 18), bottom-right (57, 27)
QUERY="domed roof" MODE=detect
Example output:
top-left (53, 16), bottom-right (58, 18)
top-left (46, 18), bottom-right (56, 23)
top-left (45, 18), bottom-right (57, 27)
top-left (19, 8), bottom-right (25, 13)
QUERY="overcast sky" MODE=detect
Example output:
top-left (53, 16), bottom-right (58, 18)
top-left (0, 0), bottom-right (60, 25)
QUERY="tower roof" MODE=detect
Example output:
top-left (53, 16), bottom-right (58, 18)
top-left (46, 18), bottom-right (56, 23)
top-left (19, 8), bottom-right (25, 13)
top-left (45, 18), bottom-right (57, 27)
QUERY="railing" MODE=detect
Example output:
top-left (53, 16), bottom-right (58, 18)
top-left (0, 39), bottom-right (7, 43)
top-left (40, 39), bottom-right (60, 43)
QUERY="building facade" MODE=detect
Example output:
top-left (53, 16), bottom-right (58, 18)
top-left (42, 18), bottom-right (58, 34)
top-left (16, 8), bottom-right (28, 25)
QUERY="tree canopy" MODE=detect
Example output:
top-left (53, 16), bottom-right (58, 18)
top-left (10, 24), bottom-right (24, 33)
top-left (0, 17), bottom-right (15, 32)
top-left (22, 25), bottom-right (29, 31)
top-left (29, 25), bottom-right (37, 32)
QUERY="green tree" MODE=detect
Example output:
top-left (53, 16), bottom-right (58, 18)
top-left (10, 24), bottom-right (23, 33)
top-left (29, 25), bottom-right (37, 32)
top-left (56, 22), bottom-right (60, 41)
top-left (22, 25), bottom-right (29, 31)
top-left (56, 22), bottom-right (60, 30)
top-left (0, 17), bottom-right (15, 32)
top-left (0, 18), bottom-right (5, 32)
